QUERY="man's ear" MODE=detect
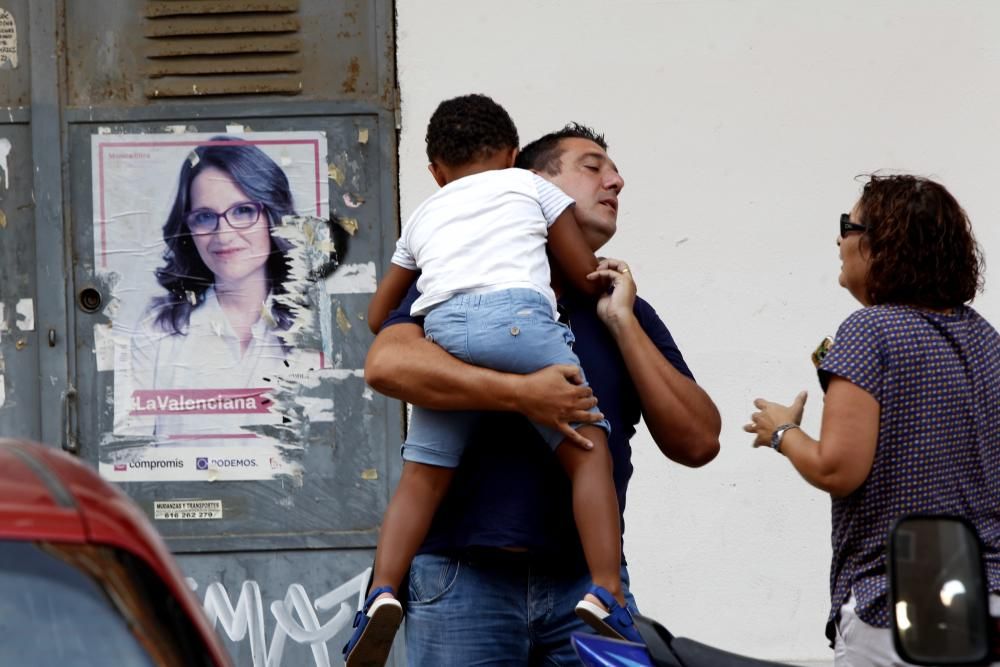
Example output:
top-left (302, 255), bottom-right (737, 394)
top-left (428, 162), bottom-right (448, 187)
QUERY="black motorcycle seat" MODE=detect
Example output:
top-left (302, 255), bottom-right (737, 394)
top-left (671, 637), bottom-right (793, 667)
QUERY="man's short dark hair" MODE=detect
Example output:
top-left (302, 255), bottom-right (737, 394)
top-left (515, 123), bottom-right (608, 174)
top-left (425, 94), bottom-right (519, 167)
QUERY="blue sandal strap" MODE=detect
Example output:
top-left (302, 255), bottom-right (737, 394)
top-left (586, 584), bottom-right (638, 638)
top-left (363, 585), bottom-right (396, 611)
top-left (586, 584), bottom-right (619, 612)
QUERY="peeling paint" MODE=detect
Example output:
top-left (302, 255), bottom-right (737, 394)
top-left (15, 298), bottom-right (34, 331)
top-left (97, 271), bottom-right (122, 319)
top-left (335, 304), bottom-right (352, 333)
top-left (0, 138), bottom-right (11, 190)
top-left (342, 192), bottom-right (365, 208)
top-left (93, 323), bottom-right (115, 372)
top-left (360, 468), bottom-right (378, 480)
top-left (97, 126), bottom-right (112, 135)
top-left (289, 368), bottom-right (363, 390)
top-left (0, 374), bottom-right (5, 408)
top-left (357, 127), bottom-right (369, 144)
top-left (271, 215), bottom-right (339, 359)
top-left (165, 125), bottom-right (189, 134)
top-left (336, 217), bottom-right (359, 236)
top-left (327, 163), bottom-right (345, 186)
top-left (225, 124), bottom-right (246, 134)
top-left (324, 262), bottom-right (377, 294)
top-left (362, 386), bottom-right (374, 401)
top-left (0, 303), bottom-right (6, 341)
top-left (297, 396), bottom-right (334, 422)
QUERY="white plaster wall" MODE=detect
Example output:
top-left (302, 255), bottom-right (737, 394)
top-left (396, 1), bottom-right (1000, 663)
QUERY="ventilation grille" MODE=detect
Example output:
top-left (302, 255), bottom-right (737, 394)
top-left (144, 0), bottom-right (302, 98)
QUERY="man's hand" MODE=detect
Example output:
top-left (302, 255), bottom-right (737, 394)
top-left (514, 365), bottom-right (602, 450)
top-left (587, 257), bottom-right (637, 334)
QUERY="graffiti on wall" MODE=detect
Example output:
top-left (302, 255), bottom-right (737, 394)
top-left (189, 567), bottom-right (371, 667)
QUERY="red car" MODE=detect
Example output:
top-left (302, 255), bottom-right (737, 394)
top-left (0, 438), bottom-right (232, 666)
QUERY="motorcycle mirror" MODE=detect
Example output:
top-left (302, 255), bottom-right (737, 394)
top-left (888, 515), bottom-right (992, 665)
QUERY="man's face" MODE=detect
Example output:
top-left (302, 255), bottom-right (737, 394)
top-left (542, 138), bottom-right (624, 251)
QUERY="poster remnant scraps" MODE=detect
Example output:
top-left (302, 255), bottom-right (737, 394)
top-left (0, 9), bottom-right (16, 70)
top-left (0, 138), bottom-right (11, 190)
top-left (92, 132), bottom-right (336, 482)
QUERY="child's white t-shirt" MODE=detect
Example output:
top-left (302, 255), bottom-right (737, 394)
top-left (392, 168), bottom-right (574, 317)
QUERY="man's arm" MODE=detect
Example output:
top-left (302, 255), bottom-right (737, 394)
top-left (365, 321), bottom-right (603, 447)
top-left (588, 259), bottom-right (721, 467)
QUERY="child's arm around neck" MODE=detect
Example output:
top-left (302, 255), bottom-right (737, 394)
top-left (547, 207), bottom-right (606, 299)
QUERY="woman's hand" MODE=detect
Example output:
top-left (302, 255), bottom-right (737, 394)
top-left (587, 257), bottom-right (637, 334)
top-left (743, 391), bottom-right (807, 448)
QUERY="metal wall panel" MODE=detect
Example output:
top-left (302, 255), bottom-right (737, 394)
top-left (0, 123), bottom-right (40, 440)
top-left (5, 1), bottom-right (403, 664)
top-left (65, 0), bottom-right (389, 106)
top-left (177, 548), bottom-right (404, 667)
top-left (0, 0), bottom-right (29, 107)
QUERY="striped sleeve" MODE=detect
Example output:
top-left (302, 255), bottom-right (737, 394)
top-left (530, 173), bottom-right (575, 226)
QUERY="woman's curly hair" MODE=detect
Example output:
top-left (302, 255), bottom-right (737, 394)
top-left (857, 174), bottom-right (984, 308)
top-left (425, 93), bottom-right (519, 167)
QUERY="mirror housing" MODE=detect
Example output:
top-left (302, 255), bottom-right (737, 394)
top-left (888, 515), bottom-right (992, 665)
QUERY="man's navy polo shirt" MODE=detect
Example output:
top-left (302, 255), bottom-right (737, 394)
top-left (381, 285), bottom-right (693, 566)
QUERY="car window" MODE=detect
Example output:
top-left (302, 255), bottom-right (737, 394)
top-left (0, 540), bottom-right (218, 667)
top-left (0, 541), bottom-right (157, 666)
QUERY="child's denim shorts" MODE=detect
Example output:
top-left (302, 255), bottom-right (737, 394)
top-left (402, 288), bottom-right (611, 467)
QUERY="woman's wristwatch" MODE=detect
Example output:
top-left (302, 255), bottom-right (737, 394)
top-left (770, 423), bottom-right (800, 453)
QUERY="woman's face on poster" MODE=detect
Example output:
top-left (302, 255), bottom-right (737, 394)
top-left (188, 166), bottom-right (272, 290)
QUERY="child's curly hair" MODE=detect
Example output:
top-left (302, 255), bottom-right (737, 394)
top-left (425, 94), bottom-right (519, 167)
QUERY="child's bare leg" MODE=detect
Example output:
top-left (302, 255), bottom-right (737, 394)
top-left (554, 425), bottom-right (625, 606)
top-left (370, 461), bottom-right (456, 598)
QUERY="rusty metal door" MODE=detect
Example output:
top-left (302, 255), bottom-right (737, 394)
top-left (1, 2), bottom-right (403, 665)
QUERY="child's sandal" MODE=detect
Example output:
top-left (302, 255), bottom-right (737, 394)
top-left (342, 586), bottom-right (404, 667)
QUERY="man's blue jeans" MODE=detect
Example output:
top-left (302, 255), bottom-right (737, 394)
top-left (404, 551), bottom-right (638, 666)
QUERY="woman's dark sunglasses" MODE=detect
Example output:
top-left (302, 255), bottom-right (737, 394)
top-left (840, 213), bottom-right (868, 238)
top-left (185, 201), bottom-right (264, 235)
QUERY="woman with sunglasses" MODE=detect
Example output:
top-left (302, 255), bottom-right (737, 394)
top-left (128, 137), bottom-right (299, 439)
top-left (745, 174), bottom-right (1000, 666)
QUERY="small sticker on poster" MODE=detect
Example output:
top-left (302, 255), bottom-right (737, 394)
top-left (154, 499), bottom-right (223, 520)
